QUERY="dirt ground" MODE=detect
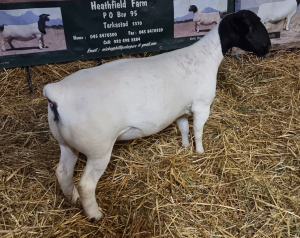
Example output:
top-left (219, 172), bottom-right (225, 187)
top-left (0, 28), bottom-right (67, 57)
top-left (174, 21), bottom-right (215, 38)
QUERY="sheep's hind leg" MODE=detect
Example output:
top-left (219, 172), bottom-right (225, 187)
top-left (7, 38), bottom-right (15, 49)
top-left (192, 105), bottom-right (210, 153)
top-left (56, 145), bottom-right (80, 205)
top-left (78, 149), bottom-right (112, 221)
top-left (1, 39), bottom-right (6, 51)
top-left (176, 117), bottom-right (189, 146)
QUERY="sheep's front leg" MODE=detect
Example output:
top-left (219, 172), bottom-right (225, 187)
top-left (78, 151), bottom-right (112, 221)
top-left (193, 106), bottom-right (210, 153)
top-left (56, 145), bottom-right (80, 204)
top-left (36, 34), bottom-right (44, 49)
top-left (176, 117), bottom-right (189, 146)
top-left (193, 22), bottom-right (197, 32)
top-left (283, 17), bottom-right (288, 30)
top-left (41, 36), bottom-right (47, 48)
top-left (196, 22), bottom-right (200, 33)
top-left (38, 38), bottom-right (43, 49)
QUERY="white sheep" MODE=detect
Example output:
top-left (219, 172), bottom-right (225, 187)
top-left (257, 0), bottom-right (300, 30)
top-left (1, 14), bottom-right (50, 52)
top-left (43, 10), bottom-right (270, 220)
top-left (188, 5), bottom-right (220, 33)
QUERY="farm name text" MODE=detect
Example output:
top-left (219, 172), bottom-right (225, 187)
top-left (90, 0), bottom-right (148, 10)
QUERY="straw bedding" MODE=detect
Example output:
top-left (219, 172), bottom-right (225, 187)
top-left (0, 51), bottom-right (299, 237)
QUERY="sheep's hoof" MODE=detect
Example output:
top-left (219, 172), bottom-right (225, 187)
top-left (182, 142), bottom-right (190, 148)
top-left (196, 147), bottom-right (204, 154)
top-left (70, 186), bottom-right (81, 206)
top-left (43, 46), bottom-right (49, 48)
top-left (87, 210), bottom-right (104, 222)
top-left (2, 49), bottom-right (5, 52)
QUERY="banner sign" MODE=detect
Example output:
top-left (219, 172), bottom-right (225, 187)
top-left (0, 0), bottom-right (232, 69)
top-left (234, 0), bottom-right (300, 53)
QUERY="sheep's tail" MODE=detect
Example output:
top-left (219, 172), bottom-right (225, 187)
top-left (47, 98), bottom-right (59, 122)
top-left (43, 84), bottom-right (60, 122)
top-left (0, 24), bottom-right (6, 32)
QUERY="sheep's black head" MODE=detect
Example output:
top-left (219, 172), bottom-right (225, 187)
top-left (219, 10), bottom-right (271, 57)
top-left (188, 5), bottom-right (198, 13)
top-left (39, 14), bottom-right (50, 22)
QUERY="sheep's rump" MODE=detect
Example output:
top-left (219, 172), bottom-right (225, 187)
top-left (193, 12), bottom-right (220, 25)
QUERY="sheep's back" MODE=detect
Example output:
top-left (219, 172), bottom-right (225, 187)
top-left (194, 12), bottom-right (220, 25)
top-left (3, 23), bottom-right (40, 39)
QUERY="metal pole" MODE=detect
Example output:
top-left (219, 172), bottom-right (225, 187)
top-left (25, 66), bottom-right (33, 93)
top-left (97, 58), bottom-right (102, 66)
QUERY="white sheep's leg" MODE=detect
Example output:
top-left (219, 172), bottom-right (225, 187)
top-left (56, 145), bottom-right (80, 204)
top-left (41, 36), bottom-right (47, 48)
top-left (78, 150), bottom-right (112, 221)
top-left (176, 117), bottom-right (189, 146)
top-left (38, 38), bottom-right (43, 49)
top-left (36, 34), bottom-right (43, 49)
top-left (193, 106), bottom-right (210, 153)
top-left (1, 39), bottom-right (6, 51)
top-left (196, 23), bottom-right (200, 33)
top-left (283, 18), bottom-right (288, 30)
top-left (285, 16), bottom-right (292, 31)
top-left (193, 22), bottom-right (197, 32)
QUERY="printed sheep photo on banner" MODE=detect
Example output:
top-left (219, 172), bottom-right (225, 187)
top-left (188, 5), bottom-right (220, 33)
top-left (1, 14), bottom-right (50, 52)
top-left (174, 0), bottom-right (227, 38)
top-left (0, 7), bottom-right (67, 56)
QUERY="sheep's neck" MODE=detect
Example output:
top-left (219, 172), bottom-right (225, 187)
top-left (192, 24), bottom-right (224, 67)
top-left (38, 19), bottom-right (46, 34)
